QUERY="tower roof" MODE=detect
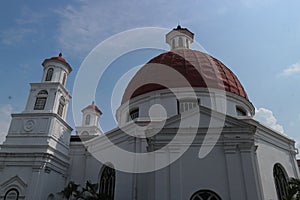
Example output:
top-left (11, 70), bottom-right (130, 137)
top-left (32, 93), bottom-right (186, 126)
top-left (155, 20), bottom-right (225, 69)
top-left (171, 25), bottom-right (194, 39)
top-left (51, 52), bottom-right (67, 62)
top-left (42, 53), bottom-right (72, 73)
top-left (82, 101), bottom-right (102, 114)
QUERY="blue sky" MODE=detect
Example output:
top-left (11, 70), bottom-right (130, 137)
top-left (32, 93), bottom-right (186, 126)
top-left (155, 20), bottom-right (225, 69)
top-left (0, 0), bottom-right (300, 147)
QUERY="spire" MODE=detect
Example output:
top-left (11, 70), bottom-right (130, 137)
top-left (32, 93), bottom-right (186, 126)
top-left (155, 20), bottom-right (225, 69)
top-left (166, 25), bottom-right (194, 50)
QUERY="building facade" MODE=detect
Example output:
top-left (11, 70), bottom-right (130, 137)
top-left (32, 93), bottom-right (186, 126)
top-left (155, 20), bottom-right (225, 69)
top-left (0, 26), bottom-right (299, 200)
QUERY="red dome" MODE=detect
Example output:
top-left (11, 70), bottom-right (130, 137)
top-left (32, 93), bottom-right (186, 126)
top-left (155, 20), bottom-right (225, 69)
top-left (43, 53), bottom-right (72, 73)
top-left (122, 49), bottom-right (248, 104)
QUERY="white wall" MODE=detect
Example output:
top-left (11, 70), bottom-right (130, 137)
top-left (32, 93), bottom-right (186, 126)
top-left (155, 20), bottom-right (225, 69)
top-left (255, 129), bottom-right (299, 200)
top-left (117, 88), bottom-right (254, 127)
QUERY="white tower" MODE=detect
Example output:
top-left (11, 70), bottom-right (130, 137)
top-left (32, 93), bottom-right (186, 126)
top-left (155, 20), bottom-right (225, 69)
top-left (76, 101), bottom-right (102, 136)
top-left (23, 53), bottom-right (72, 119)
top-left (0, 53), bottom-right (73, 199)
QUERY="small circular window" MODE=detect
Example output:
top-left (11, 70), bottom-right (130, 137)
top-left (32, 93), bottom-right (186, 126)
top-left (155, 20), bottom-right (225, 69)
top-left (190, 190), bottom-right (221, 200)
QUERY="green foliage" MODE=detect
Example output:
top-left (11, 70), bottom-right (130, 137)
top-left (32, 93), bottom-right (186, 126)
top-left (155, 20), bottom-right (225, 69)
top-left (58, 181), bottom-right (80, 200)
top-left (59, 180), bottom-right (109, 200)
top-left (76, 181), bottom-right (100, 200)
top-left (284, 178), bottom-right (300, 200)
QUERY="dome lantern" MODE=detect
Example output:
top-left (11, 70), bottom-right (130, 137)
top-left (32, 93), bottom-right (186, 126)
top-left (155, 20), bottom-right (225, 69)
top-left (166, 25), bottom-right (194, 50)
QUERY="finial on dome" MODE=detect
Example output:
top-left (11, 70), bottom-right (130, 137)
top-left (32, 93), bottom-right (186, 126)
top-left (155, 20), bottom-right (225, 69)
top-left (177, 21), bottom-right (181, 29)
top-left (92, 101), bottom-right (94, 105)
top-left (59, 52), bottom-right (62, 57)
top-left (166, 25), bottom-right (194, 50)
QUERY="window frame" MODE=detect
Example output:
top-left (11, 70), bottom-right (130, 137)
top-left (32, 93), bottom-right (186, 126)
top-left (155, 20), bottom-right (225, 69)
top-left (45, 68), bottom-right (53, 81)
top-left (273, 163), bottom-right (288, 200)
top-left (177, 98), bottom-right (200, 114)
top-left (57, 96), bottom-right (65, 117)
top-left (186, 38), bottom-right (189, 48)
top-left (190, 189), bottom-right (221, 200)
top-left (62, 73), bottom-right (67, 85)
top-left (4, 188), bottom-right (19, 200)
top-left (172, 39), bottom-right (175, 49)
top-left (128, 108), bottom-right (139, 121)
top-left (99, 165), bottom-right (115, 200)
top-left (236, 106), bottom-right (247, 116)
top-left (178, 37), bottom-right (183, 47)
top-left (47, 194), bottom-right (54, 200)
top-left (34, 90), bottom-right (48, 110)
top-left (85, 114), bottom-right (91, 125)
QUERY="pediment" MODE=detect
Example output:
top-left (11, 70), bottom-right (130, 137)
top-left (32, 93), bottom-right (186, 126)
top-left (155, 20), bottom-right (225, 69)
top-left (0, 175), bottom-right (27, 194)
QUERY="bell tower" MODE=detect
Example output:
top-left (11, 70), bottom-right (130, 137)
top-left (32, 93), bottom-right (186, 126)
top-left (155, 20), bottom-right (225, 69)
top-left (23, 53), bottom-right (72, 119)
top-left (76, 101), bottom-right (102, 136)
top-left (0, 53), bottom-right (73, 199)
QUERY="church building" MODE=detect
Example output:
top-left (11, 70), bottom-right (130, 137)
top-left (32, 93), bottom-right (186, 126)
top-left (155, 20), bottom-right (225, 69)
top-left (0, 26), bottom-right (299, 200)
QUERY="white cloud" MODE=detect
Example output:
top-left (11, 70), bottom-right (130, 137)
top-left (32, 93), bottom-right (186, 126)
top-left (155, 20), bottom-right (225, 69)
top-left (55, 0), bottom-right (202, 58)
top-left (254, 107), bottom-right (284, 133)
top-left (0, 104), bottom-right (12, 144)
top-left (55, 0), bottom-right (279, 59)
top-left (281, 62), bottom-right (300, 76)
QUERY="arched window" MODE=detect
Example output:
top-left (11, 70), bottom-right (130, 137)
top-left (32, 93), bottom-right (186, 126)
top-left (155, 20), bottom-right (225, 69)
top-left (273, 163), bottom-right (288, 200)
top-left (186, 39), bottom-right (189, 48)
top-left (34, 90), bottom-right (48, 110)
top-left (38, 90), bottom-right (48, 95)
top-left (129, 108), bottom-right (139, 121)
top-left (85, 114), bottom-right (91, 125)
top-left (62, 73), bottom-right (67, 85)
top-left (172, 39), bottom-right (175, 49)
top-left (4, 188), bottom-right (19, 200)
top-left (45, 68), bottom-right (53, 81)
top-left (190, 190), bottom-right (221, 200)
top-left (236, 106), bottom-right (247, 116)
top-left (82, 131), bottom-right (89, 135)
top-left (178, 37), bottom-right (183, 47)
top-left (47, 194), bottom-right (54, 200)
top-left (99, 166), bottom-right (115, 200)
top-left (57, 96), bottom-right (65, 117)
